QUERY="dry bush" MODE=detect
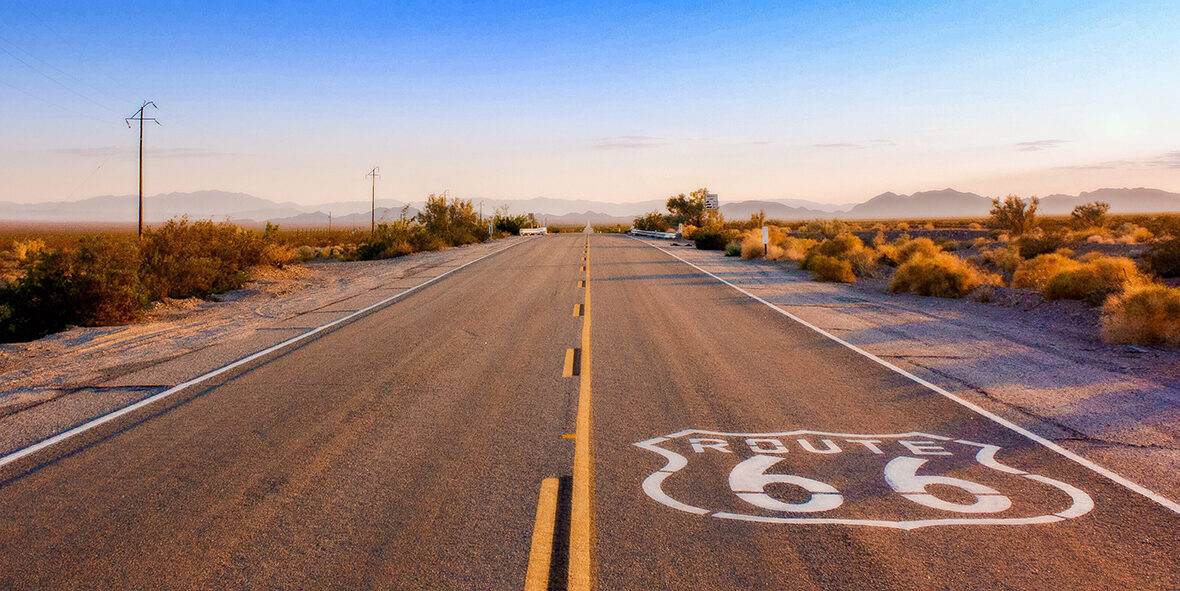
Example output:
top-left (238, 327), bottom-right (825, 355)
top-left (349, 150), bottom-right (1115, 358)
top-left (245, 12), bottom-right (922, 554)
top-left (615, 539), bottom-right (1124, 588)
top-left (680, 224), bottom-right (699, 239)
top-left (890, 252), bottom-right (997, 298)
top-left (983, 245), bottom-right (1023, 279)
top-left (805, 254), bottom-right (855, 282)
top-left (1012, 253), bottom-right (1081, 291)
top-left (1102, 285), bottom-right (1180, 347)
top-left (12, 238), bottom-right (47, 262)
top-left (1145, 236), bottom-right (1180, 277)
top-left (989, 195), bottom-right (1039, 236)
top-left (1044, 256), bottom-right (1148, 304)
top-left (896, 222), bottom-right (910, 231)
top-left (895, 237), bottom-right (942, 264)
top-left (923, 222), bottom-right (935, 230)
top-left (772, 236), bottom-right (817, 262)
top-left (1113, 223), bottom-right (1153, 244)
top-left (968, 222), bottom-right (983, 230)
top-left (740, 227), bottom-right (787, 259)
top-left (801, 233), bottom-right (878, 277)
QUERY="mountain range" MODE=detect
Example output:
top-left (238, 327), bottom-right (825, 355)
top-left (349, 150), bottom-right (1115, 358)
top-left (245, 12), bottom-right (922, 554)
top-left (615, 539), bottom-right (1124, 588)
top-left (2, 187), bottom-right (1178, 226)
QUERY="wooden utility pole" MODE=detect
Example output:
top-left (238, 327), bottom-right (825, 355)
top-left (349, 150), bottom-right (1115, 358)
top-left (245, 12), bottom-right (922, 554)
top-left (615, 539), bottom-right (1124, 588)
top-left (367, 167), bottom-right (380, 239)
top-left (125, 101), bottom-right (159, 239)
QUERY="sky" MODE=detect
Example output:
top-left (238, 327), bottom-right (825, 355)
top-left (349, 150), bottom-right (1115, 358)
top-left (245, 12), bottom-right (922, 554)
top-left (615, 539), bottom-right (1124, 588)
top-left (1, 0), bottom-right (1179, 207)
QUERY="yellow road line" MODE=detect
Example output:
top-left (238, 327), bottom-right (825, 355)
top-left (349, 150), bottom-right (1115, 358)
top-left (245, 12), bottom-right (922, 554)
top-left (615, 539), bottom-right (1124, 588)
top-left (562, 433), bottom-right (577, 439)
top-left (573, 303), bottom-right (584, 317)
top-left (562, 348), bottom-right (577, 378)
top-left (569, 236), bottom-right (595, 591)
top-left (524, 477), bottom-right (561, 591)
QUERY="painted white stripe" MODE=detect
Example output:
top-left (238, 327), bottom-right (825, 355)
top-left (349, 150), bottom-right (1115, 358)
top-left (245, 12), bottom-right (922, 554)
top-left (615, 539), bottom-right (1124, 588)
top-left (636, 237), bottom-right (1180, 515)
top-left (0, 239), bottom-right (525, 470)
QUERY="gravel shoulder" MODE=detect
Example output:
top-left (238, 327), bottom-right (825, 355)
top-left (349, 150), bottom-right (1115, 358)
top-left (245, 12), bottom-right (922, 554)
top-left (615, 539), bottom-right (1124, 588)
top-left (0, 237), bottom-right (522, 456)
top-left (644, 238), bottom-right (1180, 504)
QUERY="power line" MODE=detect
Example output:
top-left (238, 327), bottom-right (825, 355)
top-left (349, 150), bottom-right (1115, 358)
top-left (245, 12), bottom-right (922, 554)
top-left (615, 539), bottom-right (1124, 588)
top-left (0, 35), bottom-right (123, 117)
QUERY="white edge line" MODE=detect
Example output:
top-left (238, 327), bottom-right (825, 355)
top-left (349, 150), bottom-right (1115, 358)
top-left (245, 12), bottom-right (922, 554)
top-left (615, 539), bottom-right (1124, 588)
top-left (0, 239), bottom-right (525, 470)
top-left (635, 237), bottom-right (1180, 516)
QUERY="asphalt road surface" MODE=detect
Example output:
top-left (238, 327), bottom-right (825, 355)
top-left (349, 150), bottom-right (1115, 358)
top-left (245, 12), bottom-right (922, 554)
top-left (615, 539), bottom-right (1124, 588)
top-left (1, 233), bottom-right (1177, 590)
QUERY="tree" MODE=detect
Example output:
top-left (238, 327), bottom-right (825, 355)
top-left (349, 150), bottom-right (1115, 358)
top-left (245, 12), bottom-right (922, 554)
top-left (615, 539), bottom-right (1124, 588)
top-left (989, 195), bottom-right (1039, 236)
top-left (1070, 201), bottom-right (1110, 229)
top-left (750, 210), bottom-right (766, 228)
top-left (666, 188), bottom-right (709, 227)
top-left (633, 211), bottom-right (671, 231)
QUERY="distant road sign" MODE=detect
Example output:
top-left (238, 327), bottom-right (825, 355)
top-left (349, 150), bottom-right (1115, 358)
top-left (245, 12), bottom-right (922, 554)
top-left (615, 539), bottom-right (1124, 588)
top-left (705, 193), bottom-right (719, 210)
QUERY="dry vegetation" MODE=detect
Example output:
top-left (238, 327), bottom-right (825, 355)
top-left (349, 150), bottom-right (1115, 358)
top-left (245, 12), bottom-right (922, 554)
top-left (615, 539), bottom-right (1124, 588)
top-left (0, 194), bottom-right (497, 342)
top-left (638, 196), bottom-right (1180, 348)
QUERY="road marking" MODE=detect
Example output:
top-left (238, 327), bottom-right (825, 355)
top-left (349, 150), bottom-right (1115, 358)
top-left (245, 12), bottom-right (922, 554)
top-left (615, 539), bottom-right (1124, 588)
top-left (637, 237), bottom-right (1180, 515)
top-left (563, 433), bottom-right (577, 439)
top-left (635, 430), bottom-right (1094, 530)
top-left (573, 303), bottom-right (584, 317)
top-left (563, 348), bottom-right (578, 378)
top-left (578, 280), bottom-right (585, 288)
top-left (524, 477), bottom-right (561, 591)
top-left (0, 239), bottom-right (527, 472)
top-left (569, 236), bottom-right (595, 591)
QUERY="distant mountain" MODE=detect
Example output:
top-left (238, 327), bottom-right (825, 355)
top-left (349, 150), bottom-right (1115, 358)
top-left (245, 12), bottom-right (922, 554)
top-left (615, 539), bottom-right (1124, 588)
top-left (1038, 188), bottom-right (1180, 215)
top-left (720, 200), bottom-right (831, 220)
top-left (4, 187), bottom-right (1178, 224)
top-left (846, 189), bottom-right (991, 219)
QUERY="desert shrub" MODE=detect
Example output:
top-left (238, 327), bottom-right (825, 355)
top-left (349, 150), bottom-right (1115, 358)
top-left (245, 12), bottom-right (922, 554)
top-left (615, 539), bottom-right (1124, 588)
top-left (1015, 231), bottom-right (1068, 259)
top-left (890, 253), bottom-right (995, 298)
top-left (1102, 285), bottom-right (1180, 347)
top-left (1113, 223), bottom-right (1153, 244)
top-left (693, 228), bottom-right (728, 250)
top-left (680, 224), bottom-right (699, 239)
top-left (417, 194), bottom-right (487, 245)
top-left (798, 219), bottom-right (849, 240)
top-left (923, 222), bottom-right (935, 230)
top-left (989, 195), bottom-right (1039, 236)
top-left (896, 222), bottom-right (910, 231)
top-left (1070, 201), bottom-right (1110, 229)
top-left (493, 209), bottom-right (533, 235)
top-left (968, 222), bottom-right (983, 230)
top-left (739, 227), bottom-right (789, 259)
top-left (805, 254), bottom-right (855, 282)
top-left (0, 236), bottom-right (147, 341)
top-left (772, 236), bottom-right (817, 262)
top-left (723, 243), bottom-right (741, 257)
top-left (139, 218), bottom-right (270, 300)
top-left (11, 238), bottom-right (47, 263)
top-left (1044, 256), bottom-right (1148, 305)
top-left (1012, 253), bottom-right (1081, 291)
top-left (1145, 236), bottom-right (1180, 277)
top-left (982, 245), bottom-right (1023, 279)
top-left (633, 211), bottom-right (671, 232)
top-left (800, 234), bottom-right (876, 278)
top-left (893, 237), bottom-right (942, 265)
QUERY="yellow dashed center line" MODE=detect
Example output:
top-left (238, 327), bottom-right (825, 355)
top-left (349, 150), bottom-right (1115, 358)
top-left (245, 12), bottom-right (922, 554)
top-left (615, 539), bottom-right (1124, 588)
top-left (524, 478), bottom-right (561, 591)
top-left (569, 235), bottom-right (595, 591)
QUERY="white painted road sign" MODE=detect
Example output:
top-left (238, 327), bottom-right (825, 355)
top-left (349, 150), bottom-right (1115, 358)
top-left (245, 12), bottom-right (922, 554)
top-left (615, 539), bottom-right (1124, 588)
top-left (705, 193), bottom-right (719, 210)
top-left (634, 429), bottom-right (1094, 530)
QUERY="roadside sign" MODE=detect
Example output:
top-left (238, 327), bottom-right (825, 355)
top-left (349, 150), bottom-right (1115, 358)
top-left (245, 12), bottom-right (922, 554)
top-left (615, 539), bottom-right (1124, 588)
top-left (762, 226), bottom-right (769, 255)
top-left (634, 429), bottom-right (1093, 530)
top-left (705, 193), bottom-right (719, 210)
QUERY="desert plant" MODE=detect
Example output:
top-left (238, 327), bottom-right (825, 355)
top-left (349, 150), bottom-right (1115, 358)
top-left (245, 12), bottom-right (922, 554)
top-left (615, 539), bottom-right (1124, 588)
top-left (1102, 285), bottom-right (1180, 347)
top-left (989, 195), bottom-right (1039, 236)
top-left (890, 252), bottom-right (995, 298)
top-left (723, 243), bottom-right (741, 257)
top-left (805, 254), bottom-right (855, 282)
top-left (1012, 253), bottom-right (1081, 291)
top-left (798, 219), bottom-right (849, 240)
top-left (1044, 256), bottom-right (1148, 305)
top-left (633, 211), bottom-right (671, 232)
top-left (801, 233), bottom-right (878, 277)
top-left (693, 228), bottom-right (728, 250)
top-left (894, 237), bottom-right (942, 265)
top-left (982, 245), bottom-right (1023, 279)
top-left (1015, 230), bottom-right (1069, 259)
top-left (1070, 201), bottom-right (1110, 230)
top-left (1145, 236), bottom-right (1180, 277)
top-left (772, 236), bottom-right (818, 262)
top-left (1112, 222), bottom-right (1154, 244)
top-left (0, 236), bottom-right (147, 341)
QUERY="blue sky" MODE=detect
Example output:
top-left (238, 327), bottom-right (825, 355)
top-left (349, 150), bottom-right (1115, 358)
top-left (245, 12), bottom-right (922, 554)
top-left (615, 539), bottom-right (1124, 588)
top-left (2, 1), bottom-right (1178, 206)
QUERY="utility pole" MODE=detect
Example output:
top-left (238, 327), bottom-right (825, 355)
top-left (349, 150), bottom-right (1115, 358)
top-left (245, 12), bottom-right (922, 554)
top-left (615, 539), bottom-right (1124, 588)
top-left (366, 167), bottom-right (380, 239)
top-left (125, 101), bottom-right (159, 239)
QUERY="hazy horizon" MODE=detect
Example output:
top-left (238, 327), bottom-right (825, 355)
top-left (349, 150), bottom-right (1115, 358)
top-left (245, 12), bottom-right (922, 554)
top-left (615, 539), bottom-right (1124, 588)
top-left (2, 2), bottom-right (1178, 207)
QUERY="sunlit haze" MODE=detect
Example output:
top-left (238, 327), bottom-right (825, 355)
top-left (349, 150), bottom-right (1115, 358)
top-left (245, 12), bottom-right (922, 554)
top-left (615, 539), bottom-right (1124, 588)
top-left (2, 1), bottom-right (1179, 206)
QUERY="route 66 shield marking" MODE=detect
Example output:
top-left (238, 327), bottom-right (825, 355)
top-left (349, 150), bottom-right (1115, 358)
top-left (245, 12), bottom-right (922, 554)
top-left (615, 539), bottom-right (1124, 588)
top-left (634, 430), bottom-right (1094, 530)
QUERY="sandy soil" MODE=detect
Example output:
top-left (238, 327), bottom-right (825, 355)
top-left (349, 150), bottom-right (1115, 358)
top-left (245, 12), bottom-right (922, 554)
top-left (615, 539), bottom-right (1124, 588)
top-left (654, 239), bottom-right (1180, 503)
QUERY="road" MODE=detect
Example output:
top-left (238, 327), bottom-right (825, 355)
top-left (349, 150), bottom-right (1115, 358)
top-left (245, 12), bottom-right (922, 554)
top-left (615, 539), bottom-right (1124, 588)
top-left (0, 233), bottom-right (1177, 589)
